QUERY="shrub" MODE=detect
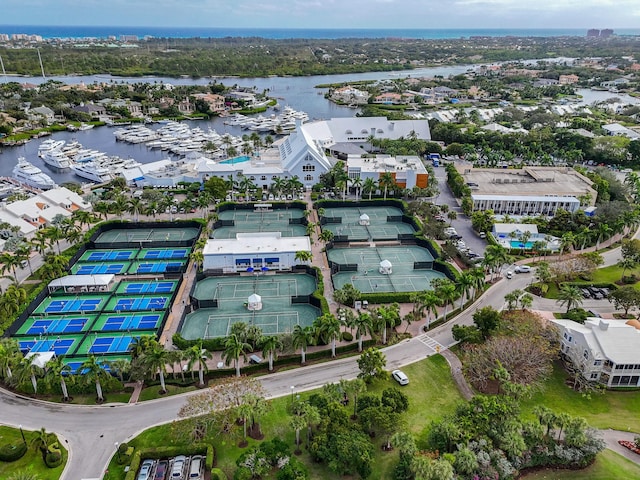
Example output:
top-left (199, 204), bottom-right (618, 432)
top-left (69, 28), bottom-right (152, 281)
top-left (565, 308), bottom-right (589, 324)
top-left (0, 442), bottom-right (28, 462)
top-left (45, 450), bottom-right (62, 468)
top-left (211, 468), bottom-right (228, 480)
top-left (341, 331), bottom-right (353, 342)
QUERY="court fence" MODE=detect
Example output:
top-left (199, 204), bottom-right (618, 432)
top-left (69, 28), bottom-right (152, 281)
top-left (88, 220), bottom-right (203, 250)
top-left (217, 200), bottom-right (307, 214)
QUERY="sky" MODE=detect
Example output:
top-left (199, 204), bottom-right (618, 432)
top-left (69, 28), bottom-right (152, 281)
top-left (2, 0), bottom-right (640, 29)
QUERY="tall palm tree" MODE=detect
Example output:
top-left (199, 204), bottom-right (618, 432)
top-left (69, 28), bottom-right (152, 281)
top-left (595, 223), bottom-right (613, 251)
top-left (0, 284), bottom-right (27, 318)
top-left (314, 314), bottom-right (341, 358)
top-left (350, 177), bottom-right (363, 201)
top-left (435, 279), bottom-right (457, 321)
top-left (127, 198), bottom-right (144, 222)
top-left (145, 345), bottom-right (171, 393)
top-left (222, 334), bottom-right (252, 377)
top-left (81, 355), bottom-right (110, 402)
top-left (185, 343), bottom-right (211, 386)
top-left (0, 252), bottom-right (21, 283)
top-left (378, 172), bottom-right (396, 200)
top-left (13, 356), bottom-right (44, 394)
top-left (290, 412), bottom-right (306, 452)
top-left (374, 303), bottom-right (400, 345)
top-left (0, 339), bottom-right (19, 381)
top-left (261, 335), bottom-right (282, 372)
top-left (363, 178), bottom-right (377, 200)
top-left (109, 358), bottom-right (131, 383)
top-left (353, 312), bottom-right (373, 352)
top-left (557, 285), bottom-right (584, 313)
top-left (291, 325), bottom-right (315, 364)
top-left (456, 272), bottom-right (475, 309)
top-left (469, 267), bottom-right (486, 299)
top-left (128, 335), bottom-right (156, 360)
top-left (44, 356), bottom-right (72, 401)
top-left (294, 250), bottom-right (312, 264)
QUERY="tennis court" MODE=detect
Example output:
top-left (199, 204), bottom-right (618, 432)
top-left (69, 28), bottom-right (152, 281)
top-left (17, 316), bottom-right (95, 335)
top-left (72, 262), bottom-right (130, 275)
top-left (93, 312), bottom-right (163, 331)
top-left (79, 249), bottom-right (136, 262)
top-left (95, 227), bottom-right (200, 245)
top-left (76, 331), bottom-right (156, 355)
top-left (192, 273), bottom-right (316, 301)
top-left (321, 206), bottom-right (415, 241)
top-left (213, 208), bottom-right (306, 239)
top-left (19, 336), bottom-right (81, 356)
top-left (182, 273), bottom-right (319, 340)
top-left (106, 295), bottom-right (171, 312)
top-left (34, 295), bottom-right (109, 314)
top-left (116, 280), bottom-right (177, 295)
top-left (128, 260), bottom-right (186, 274)
top-left (138, 248), bottom-right (189, 260)
top-left (328, 245), bottom-right (446, 294)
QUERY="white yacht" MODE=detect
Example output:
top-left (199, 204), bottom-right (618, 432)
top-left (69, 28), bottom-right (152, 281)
top-left (38, 139), bottom-right (65, 158)
top-left (13, 158), bottom-right (57, 190)
top-left (41, 149), bottom-right (71, 169)
top-left (71, 161), bottom-right (113, 183)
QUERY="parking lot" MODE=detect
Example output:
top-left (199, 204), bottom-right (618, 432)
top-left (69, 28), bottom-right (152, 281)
top-left (135, 454), bottom-right (203, 480)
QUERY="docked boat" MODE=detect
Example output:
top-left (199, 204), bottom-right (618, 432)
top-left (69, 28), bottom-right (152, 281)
top-left (70, 161), bottom-right (113, 183)
top-left (12, 158), bottom-right (57, 190)
top-left (78, 123), bottom-right (95, 131)
top-left (38, 139), bottom-right (65, 158)
top-left (41, 149), bottom-right (71, 169)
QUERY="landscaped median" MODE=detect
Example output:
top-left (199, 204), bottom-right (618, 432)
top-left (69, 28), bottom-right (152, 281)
top-left (0, 426), bottom-right (67, 480)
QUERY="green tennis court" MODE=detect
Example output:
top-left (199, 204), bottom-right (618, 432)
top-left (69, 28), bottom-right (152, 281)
top-left (79, 249), bottom-right (137, 262)
top-left (71, 261), bottom-right (132, 275)
top-left (18, 334), bottom-right (84, 357)
top-left (33, 294), bottom-right (110, 314)
top-left (328, 245), bottom-right (445, 293)
top-left (192, 273), bottom-right (316, 301)
top-left (321, 206), bottom-right (415, 241)
top-left (213, 208), bottom-right (306, 238)
top-left (95, 227), bottom-right (200, 244)
top-left (75, 330), bottom-right (157, 355)
top-left (127, 260), bottom-right (186, 275)
top-left (182, 273), bottom-right (319, 339)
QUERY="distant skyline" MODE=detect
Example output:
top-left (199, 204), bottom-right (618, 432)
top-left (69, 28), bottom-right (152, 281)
top-left (2, 0), bottom-right (640, 30)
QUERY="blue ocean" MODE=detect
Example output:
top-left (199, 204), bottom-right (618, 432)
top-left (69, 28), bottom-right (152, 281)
top-left (1, 26), bottom-right (639, 39)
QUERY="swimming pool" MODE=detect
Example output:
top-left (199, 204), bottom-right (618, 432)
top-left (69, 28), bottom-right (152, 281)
top-left (220, 155), bottom-right (251, 165)
top-left (510, 241), bottom-right (534, 249)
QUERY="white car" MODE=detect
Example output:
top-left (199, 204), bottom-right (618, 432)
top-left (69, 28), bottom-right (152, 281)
top-left (392, 370), bottom-right (409, 386)
top-left (506, 271), bottom-right (513, 279)
top-left (137, 459), bottom-right (154, 480)
top-left (515, 265), bottom-right (531, 273)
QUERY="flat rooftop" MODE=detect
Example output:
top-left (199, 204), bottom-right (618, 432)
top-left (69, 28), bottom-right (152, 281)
top-left (459, 166), bottom-right (596, 199)
top-left (347, 155), bottom-right (428, 174)
top-left (203, 232), bottom-right (311, 255)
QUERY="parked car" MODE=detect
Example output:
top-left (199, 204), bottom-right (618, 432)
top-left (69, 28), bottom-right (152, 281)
top-left (514, 265), bottom-right (531, 273)
top-left (189, 455), bottom-right (203, 479)
top-left (249, 354), bottom-right (263, 364)
top-left (138, 459), bottom-right (155, 480)
top-left (392, 370), bottom-right (409, 386)
top-left (155, 460), bottom-right (168, 480)
top-left (505, 271), bottom-right (513, 279)
top-left (171, 456), bottom-right (187, 479)
top-left (581, 289), bottom-right (591, 298)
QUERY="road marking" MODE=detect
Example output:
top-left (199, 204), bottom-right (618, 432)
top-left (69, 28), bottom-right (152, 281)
top-left (416, 333), bottom-right (446, 353)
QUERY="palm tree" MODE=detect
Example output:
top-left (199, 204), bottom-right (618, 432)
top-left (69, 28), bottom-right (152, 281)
top-left (559, 232), bottom-right (575, 258)
top-left (595, 223), bottom-right (613, 250)
top-left (128, 335), bottom-right (156, 360)
top-left (557, 285), bottom-right (584, 313)
top-left (318, 229), bottom-right (334, 245)
top-left (109, 358), bottom-right (131, 383)
top-left (185, 343), bottom-right (211, 386)
top-left (222, 334), bottom-right (252, 377)
top-left (145, 345), bottom-right (170, 393)
top-left (435, 279), bottom-right (457, 321)
top-left (0, 339), bottom-right (19, 381)
top-left (44, 356), bottom-right (72, 401)
top-left (127, 198), bottom-right (144, 222)
top-left (363, 178), bottom-right (377, 200)
top-left (350, 177), bottom-right (363, 201)
top-left (354, 312), bottom-right (373, 352)
top-left (290, 412), bottom-right (306, 452)
top-left (420, 291), bottom-right (441, 331)
top-left (314, 314), bottom-right (341, 358)
top-left (374, 303), bottom-right (400, 344)
top-left (13, 356), bottom-right (43, 394)
top-left (0, 252), bottom-right (21, 283)
top-left (469, 267), bottom-right (486, 299)
top-left (291, 325), bottom-right (315, 364)
top-left (81, 355), bottom-right (110, 402)
top-left (294, 250), bottom-right (312, 265)
top-left (378, 172), bottom-right (396, 200)
top-left (456, 272), bottom-right (474, 309)
top-left (261, 335), bottom-right (282, 372)
top-left (30, 427), bottom-right (50, 454)
top-left (0, 284), bottom-right (27, 318)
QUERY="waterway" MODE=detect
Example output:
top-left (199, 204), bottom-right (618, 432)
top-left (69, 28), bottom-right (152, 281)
top-left (0, 63), bottom-right (637, 183)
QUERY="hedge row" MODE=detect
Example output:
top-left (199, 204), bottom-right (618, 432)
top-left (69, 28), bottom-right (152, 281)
top-left (211, 468), bottom-right (228, 480)
top-left (124, 443), bottom-right (213, 480)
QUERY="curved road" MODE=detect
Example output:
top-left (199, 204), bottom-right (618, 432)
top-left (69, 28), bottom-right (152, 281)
top-left (1, 230), bottom-right (637, 479)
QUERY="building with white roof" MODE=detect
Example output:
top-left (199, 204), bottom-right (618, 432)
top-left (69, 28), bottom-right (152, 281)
top-left (39, 187), bottom-right (92, 212)
top-left (553, 318), bottom-right (640, 388)
top-left (462, 166), bottom-right (596, 216)
top-left (4, 197), bottom-right (71, 229)
top-left (202, 232), bottom-right (311, 273)
top-left (602, 123), bottom-right (640, 140)
top-left (346, 154), bottom-right (429, 190)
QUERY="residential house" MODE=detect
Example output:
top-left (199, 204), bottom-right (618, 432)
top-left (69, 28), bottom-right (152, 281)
top-left (559, 74), bottom-right (579, 85)
top-left (602, 123), bottom-right (640, 140)
top-left (373, 92), bottom-right (413, 105)
top-left (330, 86), bottom-right (369, 105)
top-left (553, 318), bottom-right (640, 388)
top-left (72, 103), bottom-right (107, 117)
top-left (28, 105), bottom-right (55, 124)
top-left (177, 98), bottom-right (195, 115)
top-left (191, 93), bottom-right (226, 112)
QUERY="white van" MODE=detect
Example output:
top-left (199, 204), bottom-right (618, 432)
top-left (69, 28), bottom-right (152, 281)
top-left (189, 455), bottom-right (203, 479)
top-left (171, 455), bottom-right (186, 479)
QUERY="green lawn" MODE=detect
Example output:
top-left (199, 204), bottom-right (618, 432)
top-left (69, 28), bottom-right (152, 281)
top-left (106, 355), bottom-right (464, 480)
top-left (521, 449), bottom-right (640, 479)
top-left (521, 363), bottom-right (640, 432)
top-left (0, 426), bottom-right (67, 480)
top-left (137, 383), bottom-right (197, 402)
top-left (542, 264), bottom-right (640, 299)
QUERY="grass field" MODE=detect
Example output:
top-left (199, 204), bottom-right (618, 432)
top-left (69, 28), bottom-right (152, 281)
top-left (0, 426), bottom-right (67, 480)
top-left (106, 355), bottom-right (464, 480)
top-left (521, 449), bottom-right (640, 479)
top-left (521, 363), bottom-right (640, 432)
